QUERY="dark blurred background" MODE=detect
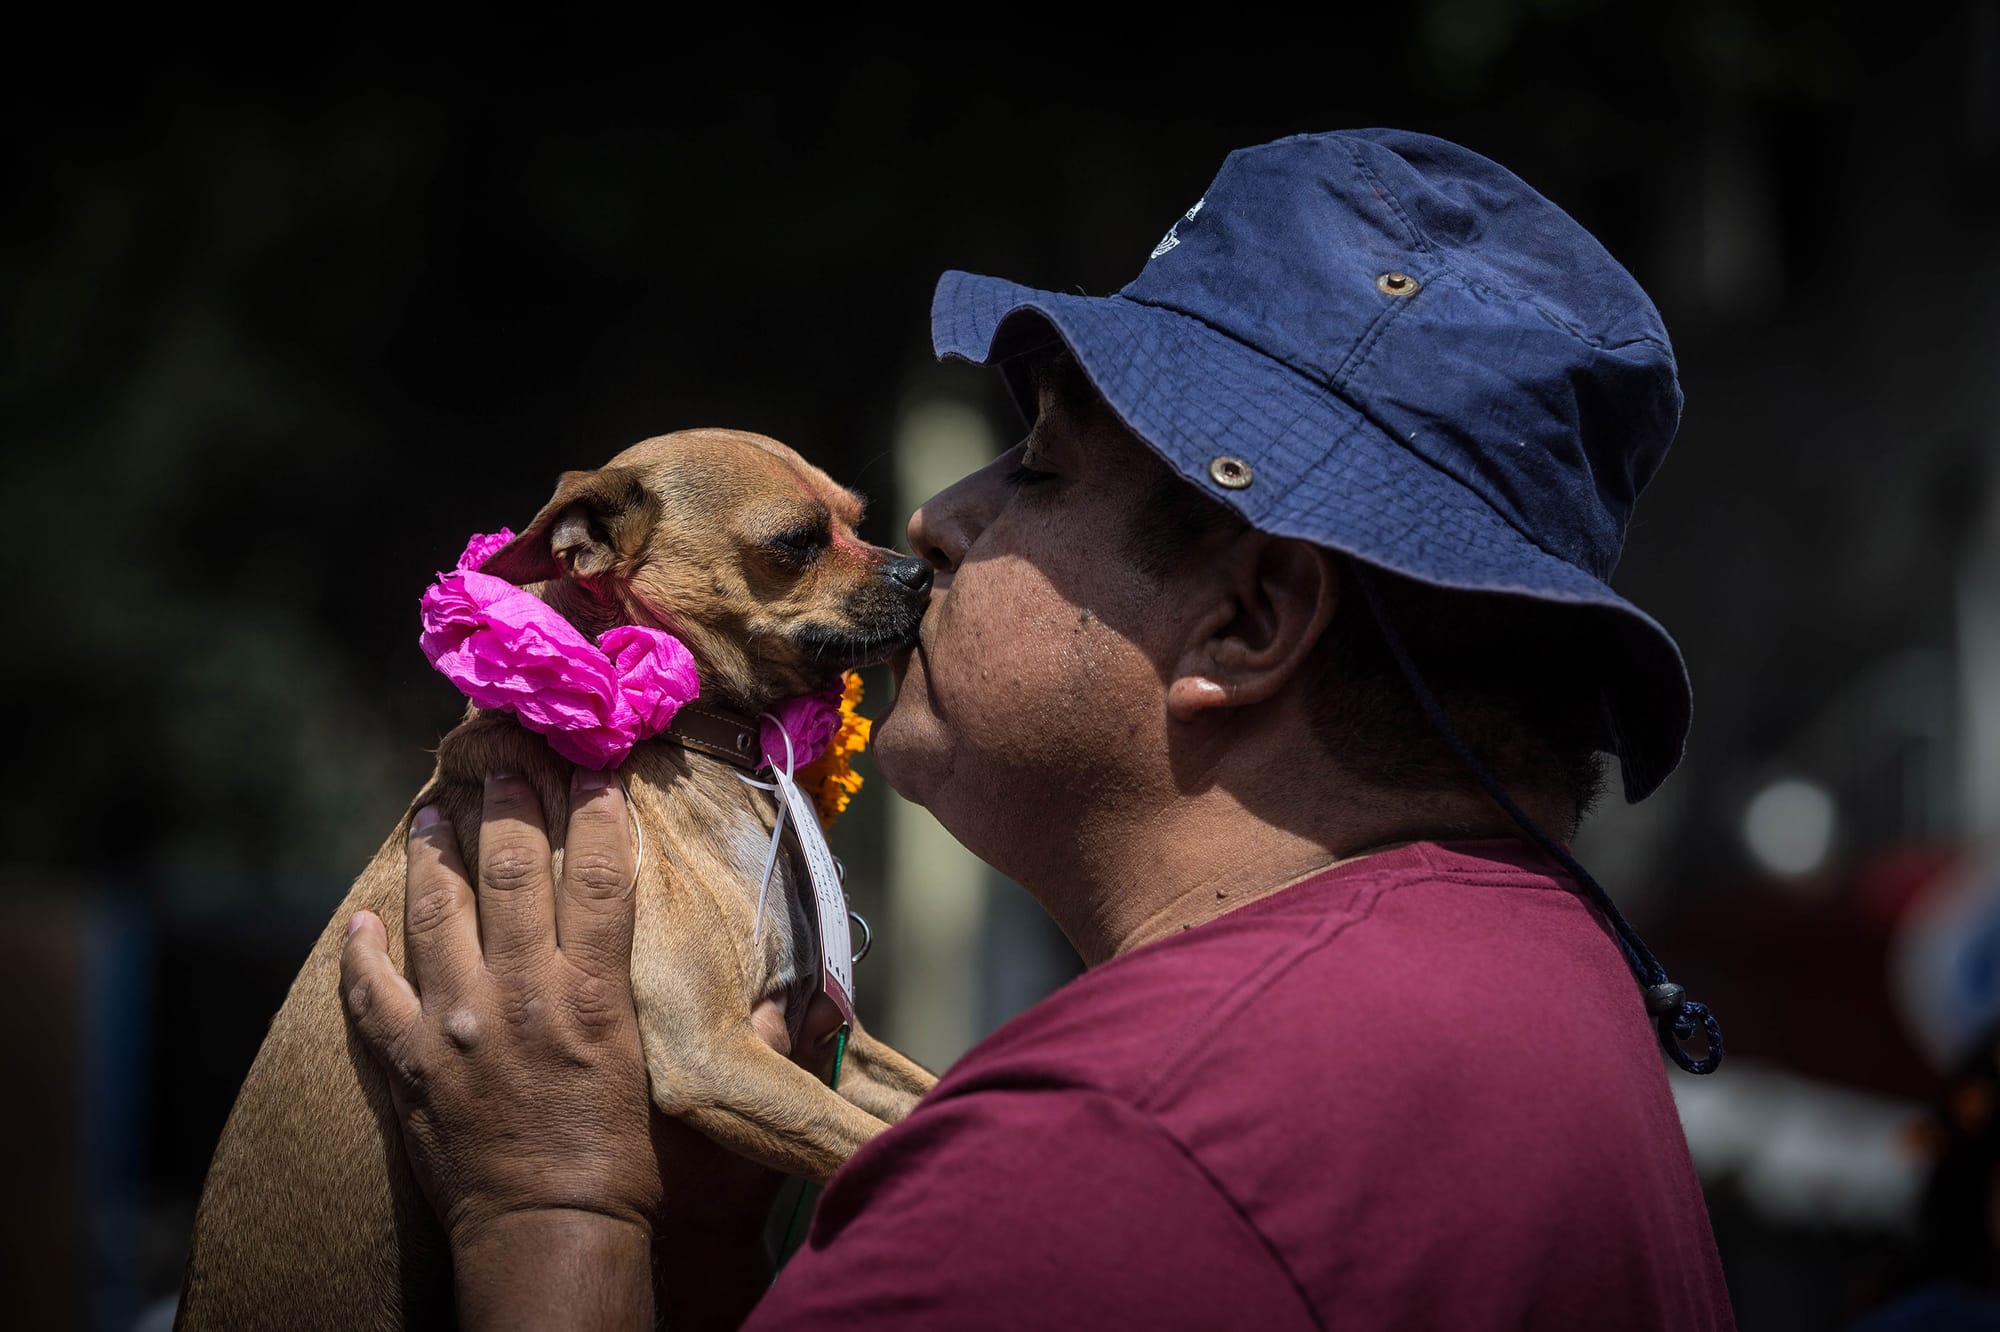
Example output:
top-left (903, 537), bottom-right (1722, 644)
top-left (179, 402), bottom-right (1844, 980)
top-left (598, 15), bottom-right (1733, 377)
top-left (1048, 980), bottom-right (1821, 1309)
top-left (5, 9), bottom-right (1999, 1329)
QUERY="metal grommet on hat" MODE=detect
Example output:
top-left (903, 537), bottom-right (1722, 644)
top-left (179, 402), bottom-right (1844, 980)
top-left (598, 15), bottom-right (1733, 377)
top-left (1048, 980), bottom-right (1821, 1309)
top-left (1208, 455), bottom-right (1254, 489)
top-left (1376, 271), bottom-right (1420, 297)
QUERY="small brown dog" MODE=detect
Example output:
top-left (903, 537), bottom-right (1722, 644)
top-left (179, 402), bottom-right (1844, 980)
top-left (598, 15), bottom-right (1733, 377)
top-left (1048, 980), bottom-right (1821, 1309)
top-left (177, 429), bottom-right (938, 1329)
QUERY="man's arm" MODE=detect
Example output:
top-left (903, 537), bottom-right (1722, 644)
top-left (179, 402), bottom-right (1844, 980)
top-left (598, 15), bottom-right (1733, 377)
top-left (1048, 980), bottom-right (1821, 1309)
top-left (450, 1210), bottom-right (653, 1331)
top-left (340, 769), bottom-right (660, 1331)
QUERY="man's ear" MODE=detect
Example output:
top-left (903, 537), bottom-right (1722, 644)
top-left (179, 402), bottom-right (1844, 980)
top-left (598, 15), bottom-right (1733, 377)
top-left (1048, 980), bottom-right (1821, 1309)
top-left (1166, 534), bottom-right (1339, 722)
top-left (480, 466), bottom-right (661, 595)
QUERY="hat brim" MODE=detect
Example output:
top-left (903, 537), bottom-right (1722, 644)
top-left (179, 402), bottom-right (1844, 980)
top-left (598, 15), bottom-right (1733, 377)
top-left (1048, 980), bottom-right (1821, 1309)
top-left (931, 269), bottom-right (1691, 803)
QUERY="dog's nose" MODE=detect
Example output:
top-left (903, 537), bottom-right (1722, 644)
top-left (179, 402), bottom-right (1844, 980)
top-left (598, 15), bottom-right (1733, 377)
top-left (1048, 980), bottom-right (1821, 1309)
top-left (884, 557), bottom-right (934, 595)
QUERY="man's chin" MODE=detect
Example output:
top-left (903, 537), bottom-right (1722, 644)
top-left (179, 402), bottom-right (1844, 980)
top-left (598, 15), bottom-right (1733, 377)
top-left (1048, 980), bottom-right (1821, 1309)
top-left (865, 719), bottom-right (920, 806)
top-left (867, 686), bottom-right (942, 808)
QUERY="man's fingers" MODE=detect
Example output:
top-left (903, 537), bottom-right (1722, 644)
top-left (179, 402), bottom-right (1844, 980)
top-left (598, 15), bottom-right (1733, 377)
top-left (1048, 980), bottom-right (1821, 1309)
top-left (404, 805), bottom-right (481, 1000)
top-left (341, 909), bottom-right (422, 1062)
top-left (475, 771), bottom-right (558, 969)
top-left (556, 767), bottom-right (638, 982)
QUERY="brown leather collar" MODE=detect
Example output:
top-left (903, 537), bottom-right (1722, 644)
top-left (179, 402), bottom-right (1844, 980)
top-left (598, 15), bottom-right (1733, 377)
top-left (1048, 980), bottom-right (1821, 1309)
top-left (660, 700), bottom-right (763, 770)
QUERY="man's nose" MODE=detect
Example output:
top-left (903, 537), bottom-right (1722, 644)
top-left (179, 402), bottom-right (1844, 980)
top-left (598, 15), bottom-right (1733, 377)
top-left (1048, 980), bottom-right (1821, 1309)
top-left (883, 556), bottom-right (933, 595)
top-left (906, 474), bottom-right (986, 575)
top-left (906, 501), bottom-right (951, 574)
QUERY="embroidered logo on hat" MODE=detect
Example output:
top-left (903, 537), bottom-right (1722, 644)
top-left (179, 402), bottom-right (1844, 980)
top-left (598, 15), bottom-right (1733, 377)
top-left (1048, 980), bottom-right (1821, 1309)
top-left (1149, 196), bottom-right (1205, 260)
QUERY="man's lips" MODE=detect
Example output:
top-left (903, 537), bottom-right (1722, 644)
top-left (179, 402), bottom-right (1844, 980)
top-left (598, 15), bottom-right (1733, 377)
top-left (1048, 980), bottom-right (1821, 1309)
top-left (881, 604), bottom-right (938, 677)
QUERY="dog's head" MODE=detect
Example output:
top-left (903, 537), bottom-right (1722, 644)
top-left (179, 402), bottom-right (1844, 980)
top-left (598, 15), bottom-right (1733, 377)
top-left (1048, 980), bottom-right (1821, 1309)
top-left (480, 429), bottom-right (929, 711)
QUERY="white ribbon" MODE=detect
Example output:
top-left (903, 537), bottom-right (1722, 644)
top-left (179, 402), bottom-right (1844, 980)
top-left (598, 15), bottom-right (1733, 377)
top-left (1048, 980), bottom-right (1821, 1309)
top-left (738, 719), bottom-right (796, 946)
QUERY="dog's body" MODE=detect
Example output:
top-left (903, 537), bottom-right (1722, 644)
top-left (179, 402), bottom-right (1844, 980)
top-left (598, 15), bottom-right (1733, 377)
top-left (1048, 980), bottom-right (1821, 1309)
top-left (178, 430), bottom-right (936, 1329)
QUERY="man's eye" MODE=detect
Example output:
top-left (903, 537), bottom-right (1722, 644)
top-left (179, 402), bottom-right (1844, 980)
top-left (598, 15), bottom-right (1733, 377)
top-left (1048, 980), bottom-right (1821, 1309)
top-left (1004, 446), bottom-right (1056, 489)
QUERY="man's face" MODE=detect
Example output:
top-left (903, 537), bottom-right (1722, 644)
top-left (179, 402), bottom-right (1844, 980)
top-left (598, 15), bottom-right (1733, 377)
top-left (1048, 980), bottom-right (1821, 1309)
top-left (874, 352), bottom-right (1198, 877)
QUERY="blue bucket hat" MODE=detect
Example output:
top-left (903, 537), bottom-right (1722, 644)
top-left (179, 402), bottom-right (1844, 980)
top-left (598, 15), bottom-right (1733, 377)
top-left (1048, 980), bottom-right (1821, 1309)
top-left (931, 128), bottom-right (1690, 804)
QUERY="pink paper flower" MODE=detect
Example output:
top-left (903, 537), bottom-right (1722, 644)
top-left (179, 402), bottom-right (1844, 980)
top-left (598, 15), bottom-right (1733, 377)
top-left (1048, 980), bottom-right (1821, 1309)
top-left (456, 528), bottom-right (517, 572)
top-left (601, 625), bottom-right (700, 736)
top-left (759, 683), bottom-right (844, 773)
top-left (418, 534), bottom-right (699, 769)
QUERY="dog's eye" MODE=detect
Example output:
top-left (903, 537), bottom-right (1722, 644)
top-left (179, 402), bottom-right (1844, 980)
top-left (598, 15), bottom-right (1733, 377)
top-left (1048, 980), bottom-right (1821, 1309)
top-left (767, 527), bottom-right (827, 562)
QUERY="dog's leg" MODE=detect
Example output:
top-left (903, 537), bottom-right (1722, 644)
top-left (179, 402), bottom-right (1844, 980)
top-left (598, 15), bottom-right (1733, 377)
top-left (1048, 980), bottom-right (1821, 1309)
top-left (833, 1023), bottom-right (936, 1125)
top-left (628, 840), bottom-right (903, 1182)
top-left (650, 1029), bottom-right (898, 1183)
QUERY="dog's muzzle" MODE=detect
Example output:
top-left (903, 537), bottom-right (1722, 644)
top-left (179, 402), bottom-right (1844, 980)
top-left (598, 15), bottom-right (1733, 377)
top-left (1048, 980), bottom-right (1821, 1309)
top-left (791, 560), bottom-right (932, 669)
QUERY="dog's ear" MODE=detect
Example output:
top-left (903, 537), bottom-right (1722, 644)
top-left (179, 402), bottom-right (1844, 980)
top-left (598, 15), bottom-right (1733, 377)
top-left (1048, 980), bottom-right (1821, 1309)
top-left (480, 466), bottom-right (661, 595)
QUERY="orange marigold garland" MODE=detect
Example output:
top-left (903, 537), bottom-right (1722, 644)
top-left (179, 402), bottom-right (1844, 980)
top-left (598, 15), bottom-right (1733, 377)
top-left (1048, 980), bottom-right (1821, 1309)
top-left (795, 670), bottom-right (870, 829)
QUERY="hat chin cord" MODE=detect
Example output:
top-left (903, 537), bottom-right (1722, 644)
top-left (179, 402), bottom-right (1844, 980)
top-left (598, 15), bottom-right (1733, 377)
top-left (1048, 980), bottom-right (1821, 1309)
top-left (1347, 565), bottom-right (1724, 1076)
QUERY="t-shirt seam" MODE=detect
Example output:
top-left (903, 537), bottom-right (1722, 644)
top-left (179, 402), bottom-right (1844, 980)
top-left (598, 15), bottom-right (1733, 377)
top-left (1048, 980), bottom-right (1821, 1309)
top-left (1105, 843), bottom-right (1576, 949)
top-left (1068, 1086), bottom-right (1327, 1331)
top-left (1230, 867), bottom-right (1578, 917)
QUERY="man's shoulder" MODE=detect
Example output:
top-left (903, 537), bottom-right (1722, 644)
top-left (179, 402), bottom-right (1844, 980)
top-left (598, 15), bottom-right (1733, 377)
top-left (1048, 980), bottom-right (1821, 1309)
top-left (883, 839), bottom-right (1730, 1330)
top-left (916, 834), bottom-right (1703, 1200)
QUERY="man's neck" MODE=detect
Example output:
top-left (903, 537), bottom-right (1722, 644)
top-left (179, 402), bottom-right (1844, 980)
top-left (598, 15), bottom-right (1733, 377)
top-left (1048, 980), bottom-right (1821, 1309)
top-left (1034, 772), bottom-right (1575, 968)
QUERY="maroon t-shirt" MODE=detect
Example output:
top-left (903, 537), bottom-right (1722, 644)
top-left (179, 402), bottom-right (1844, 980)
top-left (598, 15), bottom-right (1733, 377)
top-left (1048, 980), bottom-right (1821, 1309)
top-left (750, 839), bottom-right (1735, 1330)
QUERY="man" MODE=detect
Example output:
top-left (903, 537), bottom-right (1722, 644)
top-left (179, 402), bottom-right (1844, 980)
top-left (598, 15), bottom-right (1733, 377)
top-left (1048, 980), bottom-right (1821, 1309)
top-left (340, 129), bottom-right (1736, 1328)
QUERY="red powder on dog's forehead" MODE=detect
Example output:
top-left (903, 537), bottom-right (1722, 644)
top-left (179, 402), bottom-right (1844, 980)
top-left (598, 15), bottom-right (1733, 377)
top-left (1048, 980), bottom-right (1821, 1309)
top-left (783, 466), bottom-right (870, 548)
top-left (830, 527), bottom-right (874, 559)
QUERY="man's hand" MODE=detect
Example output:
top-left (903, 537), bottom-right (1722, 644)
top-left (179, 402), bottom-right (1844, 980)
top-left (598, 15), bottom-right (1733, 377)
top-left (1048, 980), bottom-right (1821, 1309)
top-left (341, 767), bottom-right (658, 1329)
